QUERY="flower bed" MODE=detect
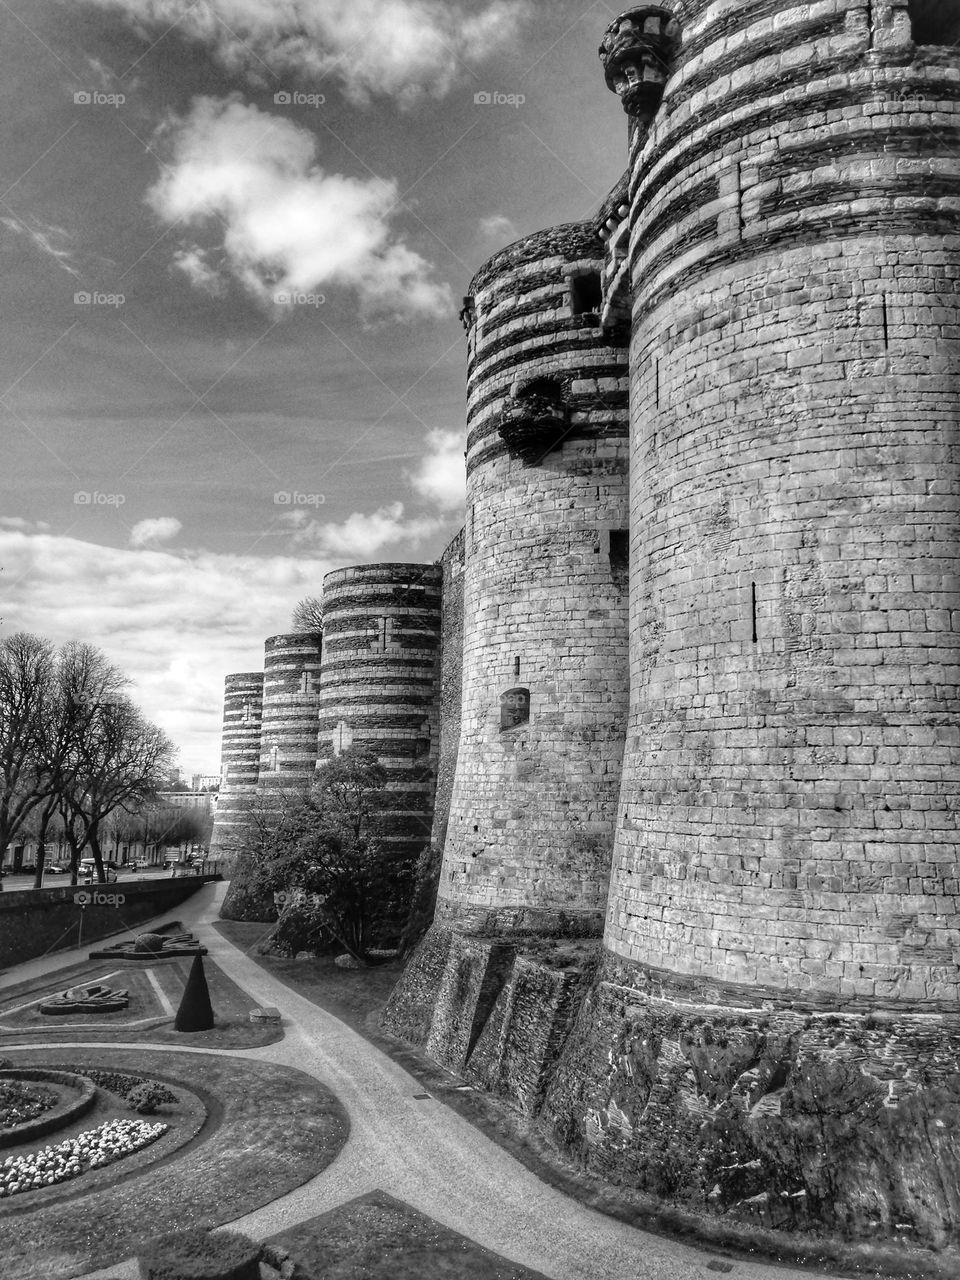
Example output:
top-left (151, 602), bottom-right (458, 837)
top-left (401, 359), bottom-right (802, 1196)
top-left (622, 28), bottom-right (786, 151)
top-left (72, 1069), bottom-right (177, 1107)
top-left (0, 1080), bottom-right (58, 1127)
top-left (0, 1117), bottom-right (167, 1198)
top-left (0, 1070), bottom-right (98, 1149)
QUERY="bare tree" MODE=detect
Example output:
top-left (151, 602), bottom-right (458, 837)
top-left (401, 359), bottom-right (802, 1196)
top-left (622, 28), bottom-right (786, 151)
top-left (291, 596), bottom-right (324, 638)
top-left (37, 642), bottom-right (129, 886)
top-left (0, 633), bottom-right (56, 885)
top-left (57, 696), bottom-right (176, 884)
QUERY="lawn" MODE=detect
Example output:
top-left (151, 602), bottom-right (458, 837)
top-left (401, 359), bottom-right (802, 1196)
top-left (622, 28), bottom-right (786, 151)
top-left (268, 1190), bottom-right (551, 1280)
top-left (0, 1047), bottom-right (348, 1279)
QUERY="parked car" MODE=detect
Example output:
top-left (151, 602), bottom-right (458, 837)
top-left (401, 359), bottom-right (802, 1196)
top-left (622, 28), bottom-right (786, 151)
top-left (133, 858), bottom-right (150, 871)
top-left (45, 863), bottom-right (68, 874)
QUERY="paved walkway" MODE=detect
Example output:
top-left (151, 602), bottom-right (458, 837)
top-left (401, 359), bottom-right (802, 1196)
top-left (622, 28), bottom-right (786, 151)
top-left (2, 886), bottom-right (846, 1280)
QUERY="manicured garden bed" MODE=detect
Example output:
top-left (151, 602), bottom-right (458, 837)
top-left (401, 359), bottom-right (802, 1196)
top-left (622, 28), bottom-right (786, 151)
top-left (0, 1077), bottom-right (57, 1127)
top-left (0, 952), bottom-right (282, 1049)
top-left (0, 1047), bottom-right (348, 1279)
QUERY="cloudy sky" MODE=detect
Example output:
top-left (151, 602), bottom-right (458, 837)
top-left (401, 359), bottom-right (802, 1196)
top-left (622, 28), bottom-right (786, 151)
top-left (0, 0), bottom-right (627, 774)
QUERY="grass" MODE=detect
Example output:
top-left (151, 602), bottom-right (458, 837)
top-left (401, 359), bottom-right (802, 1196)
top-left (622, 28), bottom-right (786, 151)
top-left (0, 1046), bottom-right (349, 1279)
top-left (0, 949), bottom-right (282, 1050)
top-left (267, 1190), bottom-right (550, 1280)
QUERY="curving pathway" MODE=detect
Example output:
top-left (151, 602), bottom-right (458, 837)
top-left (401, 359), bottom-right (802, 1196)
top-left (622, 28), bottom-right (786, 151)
top-left (2, 885), bottom-right (847, 1280)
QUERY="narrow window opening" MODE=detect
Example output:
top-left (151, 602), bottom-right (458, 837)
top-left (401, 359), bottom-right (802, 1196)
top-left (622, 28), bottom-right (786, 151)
top-left (570, 271), bottom-right (602, 317)
top-left (655, 356), bottom-right (661, 408)
top-left (751, 581), bottom-right (758, 643)
top-left (881, 292), bottom-right (889, 349)
top-left (910, 0), bottom-right (960, 44)
top-left (513, 655), bottom-right (521, 678)
top-left (608, 529), bottom-right (630, 591)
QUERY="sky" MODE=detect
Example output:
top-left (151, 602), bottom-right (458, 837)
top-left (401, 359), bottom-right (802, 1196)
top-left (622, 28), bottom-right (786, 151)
top-left (0, 0), bottom-right (628, 775)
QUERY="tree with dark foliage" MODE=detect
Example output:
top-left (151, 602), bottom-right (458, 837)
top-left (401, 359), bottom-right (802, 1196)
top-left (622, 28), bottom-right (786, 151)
top-left (247, 747), bottom-right (411, 962)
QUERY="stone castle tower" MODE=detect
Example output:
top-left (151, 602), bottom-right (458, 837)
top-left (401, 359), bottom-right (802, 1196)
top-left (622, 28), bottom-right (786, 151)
top-left (316, 563), bottom-right (443, 865)
top-left (437, 224), bottom-right (631, 938)
top-left (384, 0), bottom-right (960, 1253)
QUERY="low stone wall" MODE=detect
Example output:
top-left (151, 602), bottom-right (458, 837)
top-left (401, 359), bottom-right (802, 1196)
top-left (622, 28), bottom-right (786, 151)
top-left (0, 879), bottom-right (210, 971)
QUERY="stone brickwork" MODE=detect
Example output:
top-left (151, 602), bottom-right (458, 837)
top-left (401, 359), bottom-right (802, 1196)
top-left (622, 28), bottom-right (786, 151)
top-left (606, 0), bottom-right (960, 1002)
top-left (256, 633), bottom-right (323, 803)
top-left (316, 563), bottom-right (442, 865)
top-left (435, 222), bottom-right (631, 933)
top-left (210, 671), bottom-right (263, 855)
top-left (430, 529), bottom-right (465, 855)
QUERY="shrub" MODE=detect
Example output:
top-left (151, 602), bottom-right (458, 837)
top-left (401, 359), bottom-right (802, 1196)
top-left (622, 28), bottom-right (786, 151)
top-left (137, 1226), bottom-right (261, 1280)
top-left (134, 933), bottom-right (167, 954)
top-left (63, 1069), bottom-right (177, 1106)
top-left (125, 1083), bottom-right (172, 1115)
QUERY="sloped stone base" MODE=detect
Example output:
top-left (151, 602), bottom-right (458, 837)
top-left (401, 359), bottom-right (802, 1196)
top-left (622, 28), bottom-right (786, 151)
top-left (385, 938), bottom-right (960, 1257)
top-left (546, 953), bottom-right (960, 1251)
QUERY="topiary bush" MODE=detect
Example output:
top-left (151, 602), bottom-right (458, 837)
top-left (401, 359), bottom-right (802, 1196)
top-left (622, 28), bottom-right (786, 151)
top-left (134, 933), bottom-right (167, 954)
top-left (137, 1226), bottom-right (261, 1280)
top-left (125, 1082), bottom-right (173, 1115)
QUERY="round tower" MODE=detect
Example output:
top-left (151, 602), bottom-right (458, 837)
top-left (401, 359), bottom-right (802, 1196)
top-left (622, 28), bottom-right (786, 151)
top-left (537, 0), bottom-right (960, 1244)
top-left (603, 0), bottom-right (960, 1004)
top-left (256, 633), bottom-right (322, 800)
top-left (435, 222), bottom-right (632, 936)
top-left (316, 563), bottom-right (442, 865)
top-left (209, 671), bottom-right (263, 855)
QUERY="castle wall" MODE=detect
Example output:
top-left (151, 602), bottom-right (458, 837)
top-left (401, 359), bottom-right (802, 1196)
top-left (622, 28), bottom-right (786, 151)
top-left (434, 223), bottom-right (631, 936)
top-left (603, 0), bottom-right (960, 1005)
top-left (256, 632), bottom-right (323, 801)
top-left (429, 528), bottom-right (466, 855)
top-left (316, 563), bottom-right (443, 864)
top-left (209, 671), bottom-right (263, 854)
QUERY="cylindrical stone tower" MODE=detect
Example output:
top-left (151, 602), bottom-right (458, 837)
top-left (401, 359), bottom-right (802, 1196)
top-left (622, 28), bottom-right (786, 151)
top-left (210, 671), bottom-right (264, 855)
top-left (540, 1), bottom-right (960, 1248)
top-left (605, 0), bottom-right (960, 1007)
top-left (436, 222), bottom-right (632, 936)
top-left (316, 563), bottom-right (443, 865)
top-left (382, 222), bottom-right (632, 1073)
top-left (256, 632), bottom-right (323, 800)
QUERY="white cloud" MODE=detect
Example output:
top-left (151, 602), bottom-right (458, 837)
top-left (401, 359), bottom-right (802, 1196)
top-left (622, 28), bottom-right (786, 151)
top-left (284, 501), bottom-right (446, 557)
top-left (479, 214), bottom-right (518, 244)
top-left (78, 0), bottom-right (529, 104)
top-left (408, 428), bottom-right (464, 511)
top-left (148, 96), bottom-right (452, 319)
top-left (130, 517), bottom-right (183, 548)
top-left (171, 247), bottom-right (224, 296)
top-left (0, 525), bottom-right (333, 774)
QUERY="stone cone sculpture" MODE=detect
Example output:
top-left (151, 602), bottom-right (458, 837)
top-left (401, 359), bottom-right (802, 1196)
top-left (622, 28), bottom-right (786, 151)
top-left (174, 952), bottom-right (215, 1032)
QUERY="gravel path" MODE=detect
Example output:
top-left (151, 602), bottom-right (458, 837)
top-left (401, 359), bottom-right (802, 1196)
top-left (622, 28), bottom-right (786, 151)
top-left (3, 885), bottom-right (847, 1280)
